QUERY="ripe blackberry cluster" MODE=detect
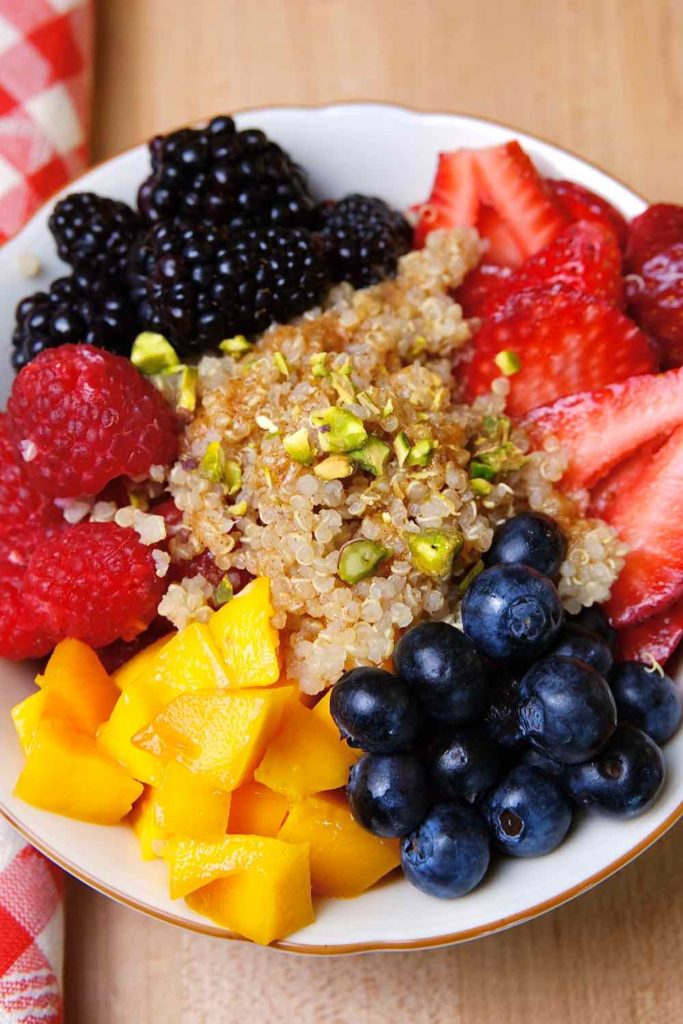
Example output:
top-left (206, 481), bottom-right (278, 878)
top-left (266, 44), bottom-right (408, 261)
top-left (48, 192), bottom-right (141, 276)
top-left (11, 272), bottom-right (139, 372)
top-left (137, 115), bottom-right (316, 230)
top-left (317, 193), bottom-right (412, 287)
top-left (129, 222), bottom-right (329, 353)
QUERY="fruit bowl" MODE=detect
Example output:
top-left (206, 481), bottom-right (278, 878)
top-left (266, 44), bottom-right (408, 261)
top-left (0, 102), bottom-right (681, 953)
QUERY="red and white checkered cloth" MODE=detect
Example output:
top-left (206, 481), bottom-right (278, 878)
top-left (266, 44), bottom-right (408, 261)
top-left (0, 1), bottom-right (92, 1020)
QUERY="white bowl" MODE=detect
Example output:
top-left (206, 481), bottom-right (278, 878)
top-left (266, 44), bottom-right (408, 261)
top-left (0, 102), bottom-right (680, 954)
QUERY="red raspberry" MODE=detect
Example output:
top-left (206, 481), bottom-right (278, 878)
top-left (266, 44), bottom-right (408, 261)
top-left (0, 413), bottom-right (62, 540)
top-left (23, 522), bottom-right (166, 649)
top-left (7, 344), bottom-right (178, 499)
top-left (0, 580), bottom-right (57, 660)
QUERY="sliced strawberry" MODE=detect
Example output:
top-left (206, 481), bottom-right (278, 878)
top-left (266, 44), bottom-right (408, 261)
top-left (589, 438), bottom-right (665, 518)
top-left (626, 242), bottom-right (683, 369)
top-left (616, 596), bottom-right (683, 665)
top-left (477, 205), bottom-right (526, 266)
top-left (475, 142), bottom-right (569, 260)
top-left (547, 179), bottom-right (629, 250)
top-left (413, 150), bottom-right (480, 248)
top-left (604, 423), bottom-right (683, 626)
top-left (524, 367), bottom-right (683, 491)
top-left (464, 288), bottom-right (656, 417)
top-left (453, 264), bottom-right (513, 318)
top-left (626, 204), bottom-right (683, 270)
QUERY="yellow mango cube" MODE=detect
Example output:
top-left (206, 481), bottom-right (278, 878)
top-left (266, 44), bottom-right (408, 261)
top-left (11, 691), bottom-right (47, 754)
top-left (164, 833), bottom-right (271, 898)
top-left (228, 781), bottom-right (289, 837)
top-left (98, 676), bottom-right (166, 786)
top-left (133, 687), bottom-right (293, 791)
top-left (209, 578), bottom-right (280, 688)
top-left (15, 720), bottom-right (142, 824)
top-left (37, 638), bottom-right (119, 736)
top-left (279, 791), bottom-right (400, 897)
top-left (129, 787), bottom-right (167, 860)
top-left (112, 634), bottom-right (173, 691)
top-left (254, 699), bottom-right (358, 799)
top-left (154, 761), bottom-right (231, 840)
top-left (143, 623), bottom-right (229, 703)
top-left (173, 836), bottom-right (313, 945)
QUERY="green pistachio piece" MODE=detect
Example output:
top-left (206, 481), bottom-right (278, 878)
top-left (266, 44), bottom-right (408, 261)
top-left (178, 365), bottom-right (198, 412)
top-left (213, 577), bottom-right (234, 607)
top-left (224, 459), bottom-right (242, 496)
top-left (310, 407), bottom-right (368, 453)
top-left (200, 442), bottom-right (242, 495)
top-left (349, 435), bottom-right (391, 478)
top-left (405, 529), bottom-right (463, 579)
top-left (393, 431), bottom-right (411, 467)
top-left (476, 442), bottom-right (526, 474)
top-left (314, 454), bottom-right (354, 480)
top-left (310, 352), bottom-right (329, 377)
top-left (131, 332), bottom-right (180, 375)
top-left (470, 459), bottom-right (497, 482)
top-left (273, 351), bottom-right (289, 377)
top-left (219, 335), bottom-right (252, 356)
top-left (337, 540), bottom-right (389, 584)
top-left (471, 478), bottom-right (493, 497)
top-left (406, 438), bottom-right (437, 467)
top-left (227, 500), bottom-right (247, 516)
top-left (494, 349), bottom-right (521, 376)
top-left (457, 559), bottom-right (485, 594)
top-left (283, 428), bottom-right (314, 465)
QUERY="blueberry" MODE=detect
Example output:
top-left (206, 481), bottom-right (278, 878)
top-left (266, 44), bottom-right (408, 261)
top-left (461, 564), bottom-right (564, 661)
top-left (519, 655), bottom-right (616, 763)
top-left (330, 667), bottom-right (419, 752)
top-left (549, 625), bottom-right (614, 677)
top-left (400, 801), bottom-right (490, 898)
top-left (562, 724), bottom-right (665, 818)
top-left (568, 605), bottom-right (617, 651)
top-left (610, 662), bottom-right (682, 745)
top-left (482, 678), bottom-right (527, 751)
top-left (483, 765), bottom-right (572, 857)
top-left (486, 512), bottom-right (567, 578)
top-left (393, 621), bottom-right (489, 724)
top-left (429, 728), bottom-right (501, 800)
top-left (347, 753), bottom-right (429, 837)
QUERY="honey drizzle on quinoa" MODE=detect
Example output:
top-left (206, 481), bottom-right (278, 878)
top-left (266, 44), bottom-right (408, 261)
top-left (165, 229), bottom-right (627, 693)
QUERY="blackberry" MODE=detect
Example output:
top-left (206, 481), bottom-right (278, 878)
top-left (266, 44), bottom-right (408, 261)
top-left (317, 193), bottom-right (412, 288)
top-left (48, 192), bottom-right (141, 276)
top-left (11, 270), bottom-right (139, 371)
top-left (137, 115), bottom-right (316, 230)
top-left (130, 222), bottom-right (329, 354)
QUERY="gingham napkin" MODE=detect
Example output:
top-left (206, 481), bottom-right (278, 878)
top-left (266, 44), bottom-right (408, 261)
top-left (0, 1), bottom-right (93, 1020)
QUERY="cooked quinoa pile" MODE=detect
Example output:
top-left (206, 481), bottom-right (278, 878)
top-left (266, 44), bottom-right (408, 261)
top-left (162, 229), bottom-right (627, 693)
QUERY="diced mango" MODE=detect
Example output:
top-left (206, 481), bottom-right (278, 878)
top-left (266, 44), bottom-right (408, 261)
top-left (36, 638), bottom-right (119, 736)
top-left (228, 781), bottom-right (289, 837)
top-left (133, 687), bottom-right (293, 791)
top-left (15, 720), bottom-right (142, 824)
top-left (279, 791), bottom-right (400, 897)
top-left (154, 761), bottom-right (231, 840)
top-left (209, 578), bottom-right (280, 688)
top-left (129, 787), bottom-right (166, 860)
top-left (254, 698), bottom-right (358, 799)
top-left (112, 634), bottom-right (174, 691)
top-left (172, 836), bottom-right (313, 945)
top-left (143, 623), bottom-right (229, 703)
top-left (98, 676), bottom-right (166, 786)
top-left (11, 691), bottom-right (47, 754)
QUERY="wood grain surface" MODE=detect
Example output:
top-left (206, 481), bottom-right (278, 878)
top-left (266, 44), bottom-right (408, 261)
top-left (66, 1), bottom-right (683, 1020)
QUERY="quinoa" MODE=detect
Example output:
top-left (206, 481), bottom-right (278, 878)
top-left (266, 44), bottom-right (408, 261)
top-left (166, 229), bottom-right (626, 692)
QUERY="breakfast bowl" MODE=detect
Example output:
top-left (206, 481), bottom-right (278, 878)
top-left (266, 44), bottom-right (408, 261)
top-left (0, 102), bottom-right (681, 953)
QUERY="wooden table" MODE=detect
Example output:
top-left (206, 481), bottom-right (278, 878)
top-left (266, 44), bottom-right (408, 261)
top-left (67, 1), bottom-right (683, 1020)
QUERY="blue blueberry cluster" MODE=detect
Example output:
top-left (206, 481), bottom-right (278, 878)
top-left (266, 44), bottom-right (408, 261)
top-left (330, 512), bottom-right (683, 900)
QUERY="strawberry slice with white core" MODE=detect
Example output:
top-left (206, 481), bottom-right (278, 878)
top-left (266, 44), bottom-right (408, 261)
top-left (616, 595), bottom-right (683, 665)
top-left (589, 438), bottom-right (665, 518)
top-left (524, 367), bottom-right (683, 491)
top-left (413, 150), bottom-right (480, 248)
top-left (604, 423), bottom-right (683, 626)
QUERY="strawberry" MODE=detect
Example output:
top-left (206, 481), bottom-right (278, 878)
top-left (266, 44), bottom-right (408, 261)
top-left (604, 423), bottom-right (683, 626)
top-left (453, 264), bottom-right (513, 318)
top-left (616, 596), bottom-right (683, 665)
top-left (524, 367), bottom-right (683, 491)
top-left (547, 179), bottom-right (629, 250)
top-left (626, 204), bottom-right (683, 270)
top-left (414, 141), bottom-right (568, 265)
top-left (588, 438), bottom-right (665, 518)
top-left (463, 288), bottom-right (656, 417)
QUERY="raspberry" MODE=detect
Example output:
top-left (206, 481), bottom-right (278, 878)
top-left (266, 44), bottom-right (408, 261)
top-left (0, 413), bottom-right (62, 539)
top-left (24, 522), bottom-right (166, 649)
top-left (0, 580), bottom-right (56, 660)
top-left (7, 344), bottom-right (178, 498)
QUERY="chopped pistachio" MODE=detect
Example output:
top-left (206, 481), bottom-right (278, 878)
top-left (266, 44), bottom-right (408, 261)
top-left (310, 352), bottom-right (329, 377)
top-left (273, 351), bottom-right (289, 377)
top-left (131, 332), bottom-right (180, 375)
top-left (476, 442), bottom-right (526, 474)
top-left (314, 454), bottom-right (353, 480)
top-left (178, 365), bottom-right (198, 412)
top-left (283, 428), bottom-right (314, 465)
top-left (224, 459), bottom-right (242, 495)
top-left (213, 577), bottom-right (234, 607)
top-left (200, 441), bottom-right (226, 483)
top-left (330, 371), bottom-right (356, 404)
top-left (227, 500), bottom-right (247, 516)
top-left (356, 390), bottom-right (381, 415)
top-left (255, 413), bottom-right (279, 435)
top-left (406, 438), bottom-right (437, 467)
top-left (381, 398), bottom-right (394, 418)
top-left (432, 387), bottom-right (446, 411)
top-left (349, 435), bottom-right (391, 478)
top-left (263, 466), bottom-right (273, 489)
top-left (338, 539), bottom-right (389, 584)
top-left (405, 529), bottom-right (463, 579)
top-left (410, 335), bottom-right (427, 357)
top-left (470, 459), bottom-right (497, 482)
top-left (311, 407), bottom-right (367, 453)
top-left (457, 559), bottom-right (485, 594)
top-left (128, 488), bottom-right (148, 511)
top-left (393, 431), bottom-right (411, 467)
top-left (494, 349), bottom-right (521, 376)
top-left (471, 477), bottom-right (493, 496)
top-left (219, 334), bottom-right (252, 356)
